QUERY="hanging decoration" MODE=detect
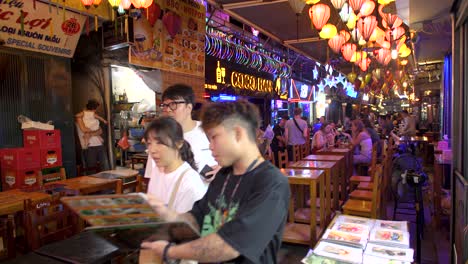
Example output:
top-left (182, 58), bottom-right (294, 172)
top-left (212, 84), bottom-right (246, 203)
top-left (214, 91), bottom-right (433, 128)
top-left (328, 34), bottom-right (346, 53)
top-left (288, 0), bottom-right (306, 14)
top-left (330, 0), bottom-right (346, 10)
top-left (348, 0), bottom-right (365, 14)
top-left (375, 48), bottom-right (391, 65)
top-left (341, 43), bottom-right (357, 61)
top-left (319, 24), bottom-right (337, 39)
top-left (309, 4), bottom-right (330, 30)
top-left (360, 0), bottom-right (375, 17)
top-left (93, 0), bottom-right (102, 7)
top-left (357, 15), bottom-right (377, 41)
top-left (339, 3), bottom-right (351, 22)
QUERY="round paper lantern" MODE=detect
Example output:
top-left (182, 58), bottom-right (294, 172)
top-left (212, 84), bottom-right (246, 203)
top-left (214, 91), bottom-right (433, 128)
top-left (328, 34), bottom-right (346, 53)
top-left (357, 15), bottom-right (377, 41)
top-left (396, 35), bottom-right (407, 50)
top-left (81, 0), bottom-right (94, 8)
top-left (319, 24), bottom-right (337, 39)
top-left (376, 48), bottom-right (391, 65)
top-left (341, 43), bottom-right (357, 61)
top-left (93, 0), bottom-right (102, 7)
top-left (340, 30), bottom-right (350, 42)
top-left (131, 0), bottom-right (153, 8)
top-left (309, 4), bottom-right (330, 30)
top-left (346, 13), bottom-right (358, 29)
top-left (120, 0), bottom-right (132, 9)
top-left (360, 0), bottom-right (375, 17)
top-left (349, 0), bottom-right (365, 13)
top-left (339, 3), bottom-right (351, 22)
top-left (108, 0), bottom-right (122, 9)
top-left (330, 0), bottom-right (346, 10)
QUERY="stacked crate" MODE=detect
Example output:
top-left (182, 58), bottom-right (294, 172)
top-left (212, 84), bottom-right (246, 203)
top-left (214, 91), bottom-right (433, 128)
top-left (0, 130), bottom-right (62, 190)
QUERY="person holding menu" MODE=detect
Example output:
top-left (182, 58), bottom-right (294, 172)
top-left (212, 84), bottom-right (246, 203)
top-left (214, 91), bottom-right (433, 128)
top-left (141, 100), bottom-right (290, 264)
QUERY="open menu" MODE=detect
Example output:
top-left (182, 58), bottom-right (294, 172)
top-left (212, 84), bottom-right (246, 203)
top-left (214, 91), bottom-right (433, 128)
top-left (373, 220), bottom-right (409, 232)
top-left (61, 193), bottom-right (200, 249)
top-left (322, 229), bottom-right (368, 248)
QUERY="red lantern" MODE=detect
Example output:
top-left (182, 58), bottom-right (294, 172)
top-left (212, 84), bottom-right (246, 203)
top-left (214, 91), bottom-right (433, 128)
top-left (357, 15), bottom-right (377, 41)
top-left (349, 0), bottom-right (365, 13)
top-left (341, 43), bottom-right (357, 61)
top-left (146, 2), bottom-right (161, 27)
top-left (131, 0), bottom-right (153, 8)
top-left (357, 57), bottom-right (371, 71)
top-left (120, 0), bottom-right (132, 9)
top-left (360, 0), bottom-right (375, 17)
top-left (309, 4), bottom-right (330, 30)
top-left (376, 48), bottom-right (391, 65)
top-left (81, 0), bottom-right (94, 8)
top-left (328, 34), bottom-right (346, 53)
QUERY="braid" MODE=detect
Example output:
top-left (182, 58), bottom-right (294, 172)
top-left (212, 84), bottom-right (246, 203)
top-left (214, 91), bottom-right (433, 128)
top-left (180, 140), bottom-right (197, 171)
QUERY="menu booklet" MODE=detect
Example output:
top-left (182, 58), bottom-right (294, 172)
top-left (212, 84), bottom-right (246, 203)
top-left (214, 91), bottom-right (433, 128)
top-left (61, 193), bottom-right (200, 249)
top-left (369, 228), bottom-right (410, 248)
top-left (322, 229), bottom-right (368, 248)
top-left (373, 220), bottom-right (409, 232)
top-left (364, 243), bottom-right (414, 262)
top-left (313, 241), bottom-right (363, 264)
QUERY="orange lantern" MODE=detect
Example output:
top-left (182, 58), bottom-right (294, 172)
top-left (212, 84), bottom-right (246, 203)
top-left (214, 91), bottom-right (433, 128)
top-left (376, 48), bottom-right (391, 65)
top-left (93, 0), bottom-right (102, 7)
top-left (357, 15), bottom-right (377, 41)
top-left (330, 0), bottom-right (346, 10)
top-left (349, 0), bottom-right (365, 13)
top-left (120, 0), bottom-right (132, 9)
top-left (341, 43), bottom-right (357, 61)
top-left (131, 0), bottom-right (153, 8)
top-left (309, 4), bottom-right (330, 30)
top-left (328, 34), bottom-right (346, 53)
top-left (81, 0), bottom-right (94, 8)
top-left (340, 30), bottom-right (351, 42)
top-left (360, 0), bottom-right (375, 17)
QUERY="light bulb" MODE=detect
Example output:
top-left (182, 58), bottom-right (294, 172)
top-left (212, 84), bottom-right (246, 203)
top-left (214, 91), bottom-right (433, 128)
top-left (391, 49), bottom-right (398, 59)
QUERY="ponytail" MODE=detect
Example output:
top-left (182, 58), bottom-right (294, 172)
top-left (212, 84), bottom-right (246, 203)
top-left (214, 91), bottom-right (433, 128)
top-left (180, 140), bottom-right (197, 171)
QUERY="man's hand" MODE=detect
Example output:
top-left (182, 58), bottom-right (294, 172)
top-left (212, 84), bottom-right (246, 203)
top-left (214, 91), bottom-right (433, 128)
top-left (146, 195), bottom-right (178, 221)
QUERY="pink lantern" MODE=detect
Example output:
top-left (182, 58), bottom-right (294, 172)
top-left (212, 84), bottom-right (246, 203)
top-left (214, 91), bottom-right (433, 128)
top-left (385, 26), bottom-right (405, 41)
top-left (360, 0), bottom-right (375, 17)
top-left (328, 34), bottom-right (346, 53)
top-left (309, 4), bottom-right (330, 30)
top-left (376, 48), bottom-right (391, 65)
top-left (341, 43), bottom-right (357, 61)
top-left (379, 5), bottom-right (403, 29)
top-left (349, 0), bottom-right (365, 13)
top-left (358, 57), bottom-right (371, 71)
top-left (357, 15), bottom-right (377, 41)
top-left (330, 0), bottom-right (346, 10)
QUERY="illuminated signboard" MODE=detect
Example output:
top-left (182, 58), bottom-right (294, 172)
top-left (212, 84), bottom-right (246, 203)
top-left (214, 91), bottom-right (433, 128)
top-left (289, 79), bottom-right (313, 101)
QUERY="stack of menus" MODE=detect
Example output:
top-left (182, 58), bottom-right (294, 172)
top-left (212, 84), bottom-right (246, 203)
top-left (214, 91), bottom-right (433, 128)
top-left (301, 215), bottom-right (414, 264)
top-left (61, 193), bottom-right (200, 250)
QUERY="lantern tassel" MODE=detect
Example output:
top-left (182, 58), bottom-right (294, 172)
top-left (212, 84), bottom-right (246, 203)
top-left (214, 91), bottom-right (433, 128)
top-left (95, 15), bottom-right (98, 32)
top-left (63, 4), bottom-right (66, 22)
top-left (50, 18), bottom-right (54, 36)
top-left (56, 0), bottom-right (60, 15)
top-left (20, 10), bottom-right (24, 36)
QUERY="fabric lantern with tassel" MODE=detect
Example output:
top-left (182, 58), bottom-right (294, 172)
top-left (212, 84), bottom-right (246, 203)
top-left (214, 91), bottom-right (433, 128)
top-left (348, 0), bottom-right (365, 14)
top-left (288, 0), bottom-right (306, 14)
top-left (328, 34), bottom-right (345, 53)
top-left (319, 24), bottom-right (337, 39)
top-left (309, 4), bottom-right (330, 30)
top-left (357, 15), bottom-right (377, 41)
top-left (359, 0), bottom-right (375, 17)
top-left (376, 48), bottom-right (391, 65)
top-left (341, 43), bottom-right (357, 61)
top-left (108, 0), bottom-right (122, 21)
top-left (93, 0), bottom-right (102, 7)
top-left (330, 0), bottom-right (346, 10)
top-left (81, 0), bottom-right (94, 35)
top-left (131, 0), bottom-right (153, 8)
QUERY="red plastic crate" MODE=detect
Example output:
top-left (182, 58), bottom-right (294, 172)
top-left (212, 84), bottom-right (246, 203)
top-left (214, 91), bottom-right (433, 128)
top-left (23, 129), bottom-right (61, 148)
top-left (1, 168), bottom-right (41, 190)
top-left (40, 148), bottom-right (63, 168)
top-left (0, 148), bottom-right (41, 170)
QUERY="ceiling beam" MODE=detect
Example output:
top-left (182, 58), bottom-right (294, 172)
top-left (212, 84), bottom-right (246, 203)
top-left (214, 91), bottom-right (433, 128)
top-left (284, 37), bottom-right (323, 44)
top-left (223, 0), bottom-right (288, 10)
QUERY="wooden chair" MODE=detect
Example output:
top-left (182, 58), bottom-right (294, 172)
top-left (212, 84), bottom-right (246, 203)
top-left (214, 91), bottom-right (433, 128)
top-left (0, 217), bottom-right (15, 260)
top-left (23, 193), bottom-right (79, 251)
top-left (342, 164), bottom-right (383, 218)
top-left (292, 145), bottom-right (301, 163)
top-left (300, 144), bottom-right (308, 159)
top-left (349, 143), bottom-right (379, 190)
top-left (349, 152), bottom-right (389, 201)
top-left (39, 167), bottom-right (66, 186)
top-left (277, 150), bottom-right (289, 168)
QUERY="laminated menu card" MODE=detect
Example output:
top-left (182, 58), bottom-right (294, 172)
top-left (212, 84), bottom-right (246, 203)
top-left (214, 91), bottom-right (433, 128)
top-left (313, 241), bottom-right (363, 264)
top-left (363, 254), bottom-right (411, 264)
top-left (373, 220), bottom-right (408, 232)
top-left (301, 249), bottom-right (349, 264)
top-left (369, 228), bottom-right (410, 248)
top-left (364, 243), bottom-right (414, 262)
top-left (322, 229), bottom-right (368, 248)
top-left (61, 193), bottom-right (200, 249)
top-left (331, 222), bottom-right (370, 237)
top-left (335, 215), bottom-right (375, 229)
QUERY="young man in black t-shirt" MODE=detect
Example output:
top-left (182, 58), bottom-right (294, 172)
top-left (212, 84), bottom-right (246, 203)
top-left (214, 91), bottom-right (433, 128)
top-left (141, 100), bottom-right (290, 264)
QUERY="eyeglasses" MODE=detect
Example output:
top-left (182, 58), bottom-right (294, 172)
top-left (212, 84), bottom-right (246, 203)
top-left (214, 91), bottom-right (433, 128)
top-left (159, 101), bottom-right (186, 111)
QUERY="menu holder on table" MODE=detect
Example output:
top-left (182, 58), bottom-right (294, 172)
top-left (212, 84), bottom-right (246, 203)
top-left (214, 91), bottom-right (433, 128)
top-left (363, 243), bottom-right (414, 263)
top-left (369, 228), bottom-right (410, 248)
top-left (313, 241), bottom-right (363, 263)
top-left (301, 249), bottom-right (350, 264)
top-left (61, 193), bottom-right (200, 249)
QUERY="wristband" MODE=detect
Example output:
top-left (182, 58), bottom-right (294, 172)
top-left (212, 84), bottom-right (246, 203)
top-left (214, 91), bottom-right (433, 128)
top-left (162, 242), bottom-right (178, 264)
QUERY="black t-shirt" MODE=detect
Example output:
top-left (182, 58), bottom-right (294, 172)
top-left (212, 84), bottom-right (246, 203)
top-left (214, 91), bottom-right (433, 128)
top-left (189, 161), bottom-right (290, 264)
top-left (271, 125), bottom-right (284, 150)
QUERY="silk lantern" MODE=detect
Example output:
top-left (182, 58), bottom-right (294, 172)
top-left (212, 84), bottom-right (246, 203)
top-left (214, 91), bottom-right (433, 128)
top-left (340, 30), bottom-right (350, 42)
top-left (339, 3), bottom-right (351, 22)
top-left (163, 11), bottom-right (182, 38)
top-left (81, 0), bottom-right (94, 8)
top-left (357, 15), bottom-right (377, 41)
top-left (328, 34), bottom-right (346, 53)
top-left (319, 24), bottom-right (337, 39)
top-left (132, 0), bottom-right (153, 8)
top-left (330, 0), bottom-right (346, 10)
top-left (360, 0), bottom-right (375, 17)
top-left (93, 0), bottom-right (102, 7)
top-left (120, 0), bottom-right (132, 9)
top-left (376, 48), bottom-right (391, 65)
top-left (341, 43), bottom-right (357, 61)
top-left (349, 0), bottom-right (365, 13)
top-left (309, 4), bottom-right (330, 30)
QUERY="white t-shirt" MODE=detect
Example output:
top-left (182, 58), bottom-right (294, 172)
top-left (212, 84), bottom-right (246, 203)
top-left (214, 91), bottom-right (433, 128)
top-left (83, 111), bottom-right (100, 131)
top-left (146, 162), bottom-right (207, 213)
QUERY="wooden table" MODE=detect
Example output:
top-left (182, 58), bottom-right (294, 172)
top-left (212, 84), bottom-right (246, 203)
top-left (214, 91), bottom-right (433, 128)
top-left (90, 169), bottom-right (141, 193)
top-left (0, 189), bottom-right (51, 216)
top-left (45, 176), bottom-right (121, 195)
top-left (302, 155), bottom-right (347, 205)
top-left (317, 148), bottom-right (353, 190)
top-left (287, 160), bottom-right (338, 224)
top-left (130, 153), bottom-right (148, 170)
top-left (280, 168), bottom-right (325, 247)
top-left (433, 154), bottom-right (452, 228)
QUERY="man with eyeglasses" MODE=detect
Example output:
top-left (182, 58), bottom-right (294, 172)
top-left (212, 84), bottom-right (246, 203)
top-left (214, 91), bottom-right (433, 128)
top-left (144, 84), bottom-right (218, 184)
